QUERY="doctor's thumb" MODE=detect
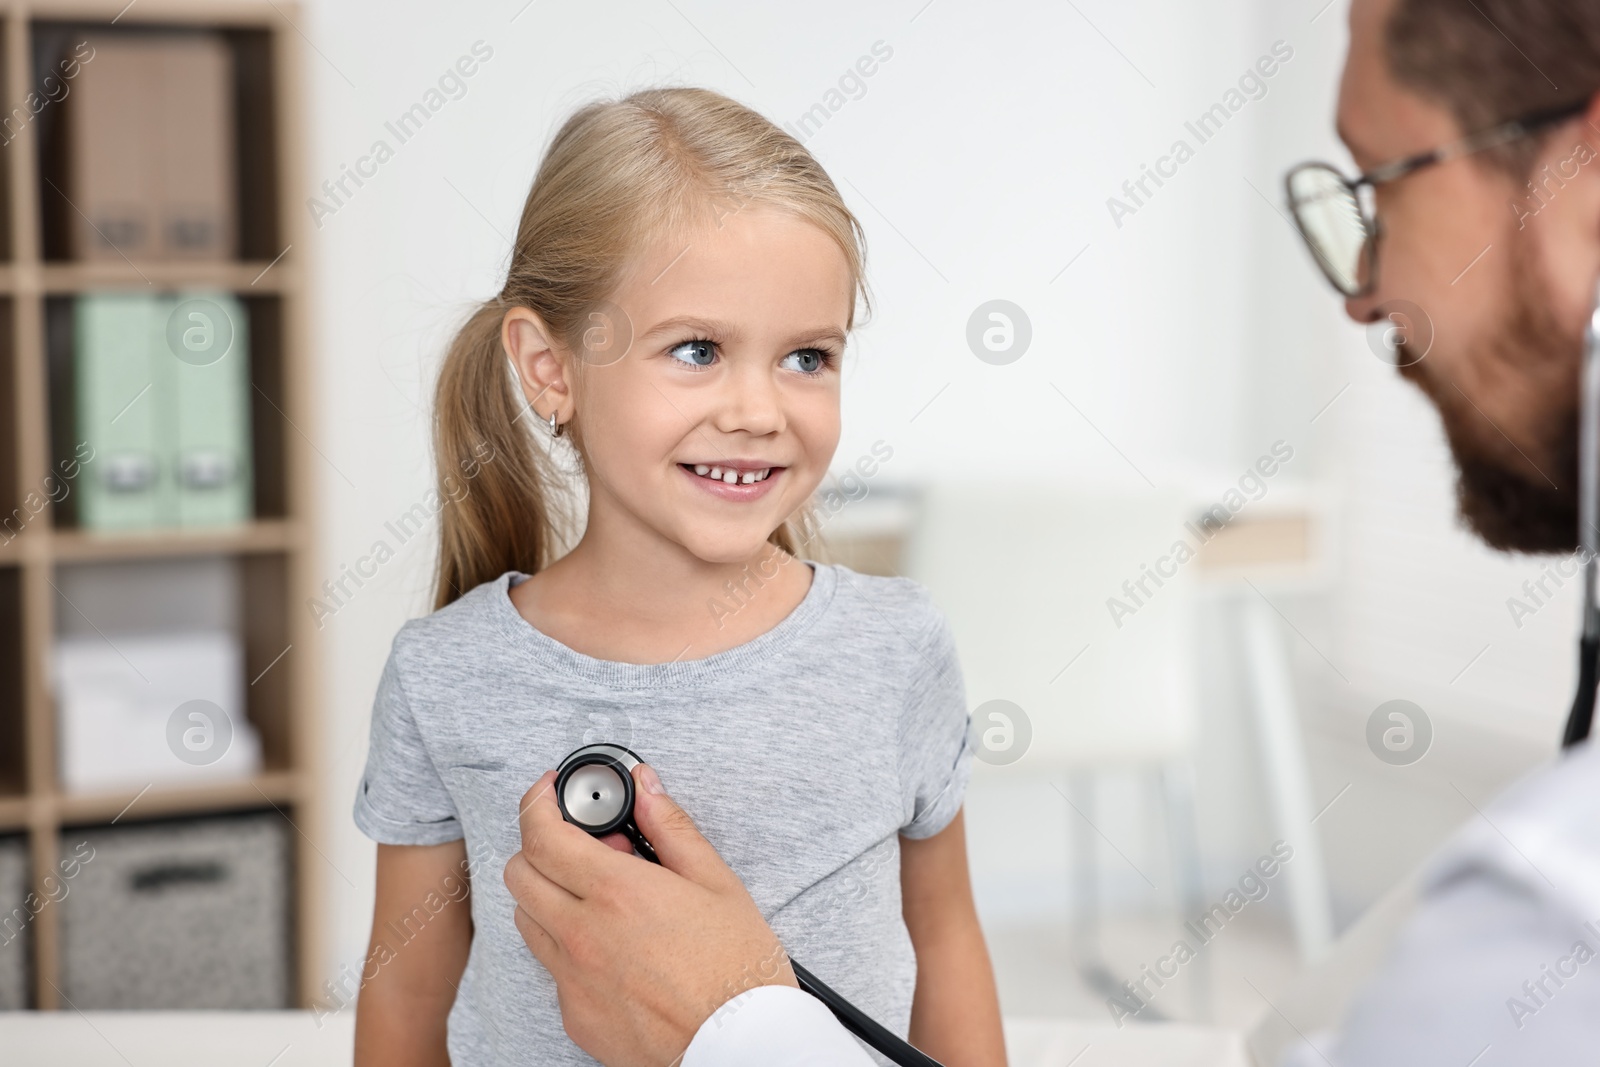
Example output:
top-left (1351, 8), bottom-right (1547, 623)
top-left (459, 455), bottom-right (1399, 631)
top-left (630, 763), bottom-right (737, 890)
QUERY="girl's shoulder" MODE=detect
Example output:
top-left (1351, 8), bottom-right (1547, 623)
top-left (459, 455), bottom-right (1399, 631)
top-left (810, 562), bottom-right (951, 647)
top-left (384, 570), bottom-right (519, 672)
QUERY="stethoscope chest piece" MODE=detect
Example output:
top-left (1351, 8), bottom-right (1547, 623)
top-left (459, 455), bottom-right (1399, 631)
top-left (554, 742), bottom-right (657, 862)
top-left (549, 739), bottom-right (943, 1067)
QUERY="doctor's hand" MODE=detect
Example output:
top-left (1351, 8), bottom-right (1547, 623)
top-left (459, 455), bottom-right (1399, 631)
top-left (504, 764), bottom-right (798, 1067)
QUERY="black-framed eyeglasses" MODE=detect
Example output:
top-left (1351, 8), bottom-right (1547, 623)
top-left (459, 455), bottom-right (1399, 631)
top-left (1284, 100), bottom-right (1591, 297)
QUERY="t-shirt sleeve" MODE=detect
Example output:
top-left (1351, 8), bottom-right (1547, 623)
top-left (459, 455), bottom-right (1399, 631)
top-left (352, 643), bottom-right (463, 845)
top-left (897, 606), bottom-right (973, 840)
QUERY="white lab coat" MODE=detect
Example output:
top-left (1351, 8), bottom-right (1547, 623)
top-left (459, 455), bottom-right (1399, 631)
top-left (1282, 738), bottom-right (1600, 1065)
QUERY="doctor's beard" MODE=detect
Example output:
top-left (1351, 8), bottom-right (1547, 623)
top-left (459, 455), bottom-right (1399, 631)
top-left (1400, 243), bottom-right (1581, 555)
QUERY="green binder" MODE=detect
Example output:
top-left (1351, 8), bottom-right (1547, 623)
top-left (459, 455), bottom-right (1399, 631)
top-left (162, 291), bottom-right (253, 528)
top-left (76, 292), bottom-right (253, 532)
top-left (76, 294), bottom-right (165, 530)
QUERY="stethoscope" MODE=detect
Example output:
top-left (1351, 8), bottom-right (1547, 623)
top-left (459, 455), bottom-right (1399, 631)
top-left (1563, 285), bottom-right (1600, 749)
top-left (554, 743), bottom-right (946, 1067)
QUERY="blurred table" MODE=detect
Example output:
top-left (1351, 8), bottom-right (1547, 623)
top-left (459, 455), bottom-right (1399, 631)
top-left (0, 1010), bottom-right (1248, 1065)
top-left (1006, 1018), bottom-right (1250, 1066)
top-left (0, 1011), bottom-right (355, 1066)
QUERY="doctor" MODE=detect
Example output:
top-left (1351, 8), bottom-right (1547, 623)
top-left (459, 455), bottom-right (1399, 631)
top-left (503, 0), bottom-right (1600, 1062)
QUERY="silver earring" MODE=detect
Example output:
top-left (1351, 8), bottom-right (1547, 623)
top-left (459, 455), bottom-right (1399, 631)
top-left (548, 410), bottom-right (565, 438)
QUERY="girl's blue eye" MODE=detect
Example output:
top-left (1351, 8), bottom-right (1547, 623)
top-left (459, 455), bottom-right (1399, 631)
top-left (781, 348), bottom-right (829, 374)
top-left (669, 340), bottom-right (717, 367)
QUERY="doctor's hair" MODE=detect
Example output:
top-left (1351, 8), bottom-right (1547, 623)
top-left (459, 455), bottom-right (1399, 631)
top-left (1386, 0), bottom-right (1600, 173)
top-left (430, 86), bottom-right (868, 611)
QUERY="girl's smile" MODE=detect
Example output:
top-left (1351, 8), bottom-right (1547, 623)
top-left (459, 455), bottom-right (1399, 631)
top-left (679, 460), bottom-right (784, 500)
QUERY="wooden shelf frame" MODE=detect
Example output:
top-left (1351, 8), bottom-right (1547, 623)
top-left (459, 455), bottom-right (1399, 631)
top-left (0, 769), bottom-right (300, 830)
top-left (0, 0), bottom-right (322, 1011)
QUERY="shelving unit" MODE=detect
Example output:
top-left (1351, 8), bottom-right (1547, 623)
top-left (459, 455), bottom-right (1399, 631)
top-left (0, 0), bottom-right (319, 1010)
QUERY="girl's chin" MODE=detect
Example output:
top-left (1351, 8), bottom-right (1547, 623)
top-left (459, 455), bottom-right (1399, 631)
top-left (668, 510), bottom-right (801, 565)
top-left (678, 533), bottom-right (791, 568)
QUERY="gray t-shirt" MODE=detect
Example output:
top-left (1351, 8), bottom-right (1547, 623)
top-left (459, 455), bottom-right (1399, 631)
top-left (353, 561), bottom-right (973, 1067)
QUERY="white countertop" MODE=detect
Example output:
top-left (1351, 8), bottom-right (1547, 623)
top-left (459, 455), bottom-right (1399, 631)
top-left (0, 1010), bottom-right (1249, 1066)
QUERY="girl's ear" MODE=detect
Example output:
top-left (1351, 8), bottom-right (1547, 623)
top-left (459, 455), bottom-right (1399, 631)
top-left (502, 306), bottom-right (574, 426)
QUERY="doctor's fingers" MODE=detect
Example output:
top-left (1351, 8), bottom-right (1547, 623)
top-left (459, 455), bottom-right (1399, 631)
top-left (630, 765), bottom-right (741, 893)
top-left (516, 770), bottom-right (560, 830)
top-left (511, 899), bottom-right (562, 969)
top-left (516, 772), bottom-right (634, 899)
top-left (597, 831), bottom-right (636, 854)
top-left (504, 848), bottom-right (581, 943)
top-left (513, 772), bottom-right (628, 858)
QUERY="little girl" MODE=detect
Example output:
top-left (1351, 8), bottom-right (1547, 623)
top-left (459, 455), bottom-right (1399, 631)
top-left (351, 87), bottom-right (1005, 1067)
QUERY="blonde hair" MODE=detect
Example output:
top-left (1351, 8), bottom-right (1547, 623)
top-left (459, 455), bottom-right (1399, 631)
top-left (431, 87), bottom-right (868, 610)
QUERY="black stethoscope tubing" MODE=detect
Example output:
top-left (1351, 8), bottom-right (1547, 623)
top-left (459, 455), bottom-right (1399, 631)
top-left (553, 744), bottom-right (946, 1067)
top-left (1565, 291), bottom-right (1600, 750)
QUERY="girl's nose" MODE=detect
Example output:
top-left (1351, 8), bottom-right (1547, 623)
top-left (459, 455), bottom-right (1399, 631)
top-left (712, 361), bottom-right (785, 436)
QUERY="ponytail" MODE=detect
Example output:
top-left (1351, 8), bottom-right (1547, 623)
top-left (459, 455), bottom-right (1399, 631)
top-left (431, 301), bottom-right (575, 610)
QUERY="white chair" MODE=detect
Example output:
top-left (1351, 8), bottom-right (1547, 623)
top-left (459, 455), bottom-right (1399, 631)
top-left (1190, 494), bottom-right (1337, 963)
top-left (902, 482), bottom-right (1210, 1018)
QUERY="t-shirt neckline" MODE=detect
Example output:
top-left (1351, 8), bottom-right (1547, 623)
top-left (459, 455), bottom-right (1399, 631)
top-left (489, 559), bottom-right (837, 688)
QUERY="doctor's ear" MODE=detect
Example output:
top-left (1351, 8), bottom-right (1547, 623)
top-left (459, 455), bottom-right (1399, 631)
top-left (502, 306), bottom-right (573, 425)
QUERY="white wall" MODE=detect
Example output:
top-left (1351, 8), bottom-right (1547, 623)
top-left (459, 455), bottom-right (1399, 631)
top-left (289, 0), bottom-right (1280, 977)
top-left (275, 0), bottom-right (1584, 983)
